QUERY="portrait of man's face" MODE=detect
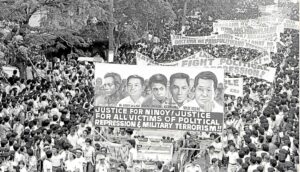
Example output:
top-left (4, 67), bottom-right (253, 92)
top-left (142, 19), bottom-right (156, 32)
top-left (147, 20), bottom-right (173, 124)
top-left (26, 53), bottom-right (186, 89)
top-left (127, 78), bottom-right (143, 98)
top-left (171, 78), bottom-right (189, 104)
top-left (103, 76), bottom-right (116, 96)
top-left (195, 78), bottom-right (214, 105)
top-left (151, 83), bottom-right (167, 101)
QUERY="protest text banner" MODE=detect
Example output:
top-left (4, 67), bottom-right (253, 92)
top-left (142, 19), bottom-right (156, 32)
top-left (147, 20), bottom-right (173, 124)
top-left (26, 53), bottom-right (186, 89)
top-left (136, 52), bottom-right (276, 82)
top-left (224, 78), bottom-right (243, 97)
top-left (249, 51), bottom-right (272, 65)
top-left (95, 107), bottom-right (223, 132)
top-left (171, 34), bottom-right (276, 52)
top-left (94, 63), bottom-right (224, 133)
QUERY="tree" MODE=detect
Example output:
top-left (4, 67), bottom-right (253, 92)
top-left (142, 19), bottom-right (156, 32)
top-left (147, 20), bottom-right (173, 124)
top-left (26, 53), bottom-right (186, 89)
top-left (0, 0), bottom-right (110, 58)
top-left (113, 0), bottom-right (176, 48)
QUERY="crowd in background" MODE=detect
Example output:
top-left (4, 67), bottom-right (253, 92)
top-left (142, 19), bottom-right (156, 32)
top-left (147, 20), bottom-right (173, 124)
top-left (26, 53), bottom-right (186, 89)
top-left (0, 0), bottom-right (299, 172)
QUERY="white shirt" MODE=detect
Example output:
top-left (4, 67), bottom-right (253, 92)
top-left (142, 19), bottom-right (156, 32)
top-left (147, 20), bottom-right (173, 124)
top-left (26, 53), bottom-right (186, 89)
top-left (74, 157), bottom-right (86, 172)
top-left (227, 151), bottom-right (239, 164)
top-left (84, 146), bottom-right (95, 162)
top-left (65, 159), bottom-right (76, 172)
top-left (95, 162), bottom-right (110, 172)
top-left (67, 134), bottom-right (79, 148)
top-left (51, 154), bottom-right (62, 167)
top-left (43, 159), bottom-right (52, 172)
top-left (117, 96), bottom-right (145, 108)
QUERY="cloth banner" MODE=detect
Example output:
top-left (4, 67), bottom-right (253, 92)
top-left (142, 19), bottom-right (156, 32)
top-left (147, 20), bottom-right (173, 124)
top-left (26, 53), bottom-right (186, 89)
top-left (249, 51), bottom-right (272, 65)
top-left (224, 78), bottom-right (243, 97)
top-left (136, 52), bottom-right (276, 82)
top-left (99, 141), bottom-right (129, 162)
top-left (94, 63), bottom-right (224, 133)
top-left (171, 34), bottom-right (276, 52)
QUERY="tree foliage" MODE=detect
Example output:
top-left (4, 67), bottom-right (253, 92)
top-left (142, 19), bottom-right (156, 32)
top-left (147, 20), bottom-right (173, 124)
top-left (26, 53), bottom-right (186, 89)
top-left (113, 0), bottom-right (176, 45)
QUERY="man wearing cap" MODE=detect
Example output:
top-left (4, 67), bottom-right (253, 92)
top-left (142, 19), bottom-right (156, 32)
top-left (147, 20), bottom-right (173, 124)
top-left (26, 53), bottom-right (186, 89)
top-left (117, 75), bottom-right (145, 108)
top-left (181, 71), bottom-right (223, 112)
top-left (95, 154), bottom-right (110, 172)
top-left (74, 148), bottom-right (86, 172)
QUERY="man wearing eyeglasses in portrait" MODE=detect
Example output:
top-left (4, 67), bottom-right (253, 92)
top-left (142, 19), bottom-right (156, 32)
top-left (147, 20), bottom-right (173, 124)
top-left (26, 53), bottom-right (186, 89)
top-left (181, 71), bottom-right (223, 113)
top-left (94, 72), bottom-right (124, 106)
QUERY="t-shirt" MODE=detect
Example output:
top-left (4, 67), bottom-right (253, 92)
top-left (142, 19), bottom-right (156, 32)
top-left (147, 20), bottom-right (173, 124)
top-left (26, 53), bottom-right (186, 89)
top-left (227, 151), bottom-right (239, 164)
top-left (95, 162), bottom-right (110, 172)
top-left (65, 159), bottom-right (76, 172)
top-left (43, 159), bottom-right (52, 172)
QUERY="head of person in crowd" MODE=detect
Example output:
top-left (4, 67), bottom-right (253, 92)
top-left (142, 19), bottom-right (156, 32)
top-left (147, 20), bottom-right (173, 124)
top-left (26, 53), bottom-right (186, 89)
top-left (169, 73), bottom-right (190, 107)
top-left (126, 75), bottom-right (145, 101)
top-left (148, 73), bottom-right (168, 102)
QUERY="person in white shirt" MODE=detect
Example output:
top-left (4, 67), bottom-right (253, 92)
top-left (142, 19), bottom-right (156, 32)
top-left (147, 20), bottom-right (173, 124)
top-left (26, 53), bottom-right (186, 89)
top-left (126, 140), bottom-right (137, 168)
top-left (18, 160), bottom-right (27, 172)
top-left (43, 150), bottom-right (53, 172)
top-left (84, 138), bottom-right (95, 172)
top-left (51, 146), bottom-right (63, 172)
top-left (226, 144), bottom-right (239, 172)
top-left (67, 128), bottom-right (78, 148)
top-left (74, 149), bottom-right (86, 172)
top-left (64, 151), bottom-right (77, 172)
top-left (247, 157), bottom-right (258, 172)
top-left (117, 75), bottom-right (145, 108)
top-left (182, 71), bottom-right (223, 112)
top-left (95, 155), bottom-right (110, 172)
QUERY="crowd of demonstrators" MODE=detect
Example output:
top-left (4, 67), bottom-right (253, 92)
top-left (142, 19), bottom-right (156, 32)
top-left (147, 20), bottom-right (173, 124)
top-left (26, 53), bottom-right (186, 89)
top-left (0, 20), bottom-right (143, 172)
top-left (114, 0), bottom-right (262, 64)
top-left (113, 2), bottom-right (299, 172)
top-left (0, 1), bottom-right (298, 172)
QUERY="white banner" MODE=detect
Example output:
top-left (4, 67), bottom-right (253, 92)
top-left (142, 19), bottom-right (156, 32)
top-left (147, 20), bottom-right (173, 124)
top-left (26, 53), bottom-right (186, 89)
top-left (249, 51), bottom-right (272, 65)
top-left (224, 78), bottom-right (243, 97)
top-left (171, 34), bottom-right (276, 52)
top-left (136, 52), bottom-right (276, 82)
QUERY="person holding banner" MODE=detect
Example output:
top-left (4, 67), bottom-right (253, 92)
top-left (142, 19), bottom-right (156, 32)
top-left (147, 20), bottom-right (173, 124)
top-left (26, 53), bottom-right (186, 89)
top-left (142, 74), bottom-right (169, 108)
top-left (168, 73), bottom-right (191, 109)
top-left (94, 72), bottom-right (124, 106)
top-left (117, 75), bottom-right (145, 108)
top-left (181, 71), bottom-right (223, 112)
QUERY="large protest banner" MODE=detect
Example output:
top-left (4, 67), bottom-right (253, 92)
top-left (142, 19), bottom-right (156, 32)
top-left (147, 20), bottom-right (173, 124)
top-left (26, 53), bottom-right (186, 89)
top-left (136, 52), bottom-right (276, 82)
top-left (94, 63), bottom-right (224, 133)
top-left (171, 34), bottom-right (276, 52)
top-left (224, 78), bottom-right (243, 97)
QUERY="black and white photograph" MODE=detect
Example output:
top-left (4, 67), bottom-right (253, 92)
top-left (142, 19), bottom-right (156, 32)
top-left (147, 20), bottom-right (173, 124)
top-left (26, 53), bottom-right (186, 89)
top-left (0, 0), bottom-right (299, 172)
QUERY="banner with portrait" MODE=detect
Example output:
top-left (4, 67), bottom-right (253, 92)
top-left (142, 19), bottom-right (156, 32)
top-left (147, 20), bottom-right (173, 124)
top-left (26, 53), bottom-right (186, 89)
top-left (94, 63), bottom-right (224, 133)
